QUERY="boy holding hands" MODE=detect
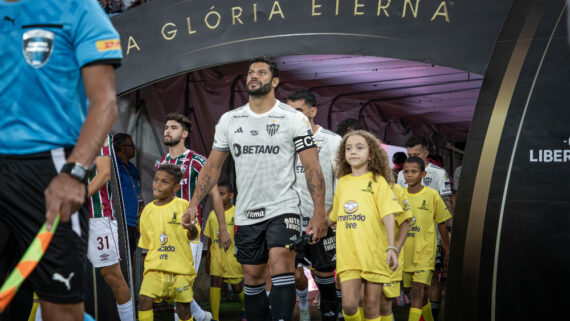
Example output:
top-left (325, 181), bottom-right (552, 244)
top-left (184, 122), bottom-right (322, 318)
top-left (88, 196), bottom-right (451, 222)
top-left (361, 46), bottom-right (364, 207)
top-left (138, 164), bottom-right (200, 321)
top-left (401, 157), bottom-right (451, 321)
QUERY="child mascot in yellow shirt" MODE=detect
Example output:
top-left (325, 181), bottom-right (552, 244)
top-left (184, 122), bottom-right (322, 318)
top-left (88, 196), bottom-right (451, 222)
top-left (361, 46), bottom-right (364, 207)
top-left (329, 130), bottom-right (403, 321)
top-left (204, 182), bottom-right (246, 321)
top-left (401, 157), bottom-right (451, 321)
top-left (138, 164), bottom-right (201, 321)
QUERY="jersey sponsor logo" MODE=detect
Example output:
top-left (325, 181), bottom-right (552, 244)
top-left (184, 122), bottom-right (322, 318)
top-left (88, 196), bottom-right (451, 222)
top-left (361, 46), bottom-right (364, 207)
top-left (235, 127), bottom-right (244, 133)
top-left (52, 272), bottom-right (74, 291)
top-left (160, 233), bottom-right (168, 245)
top-left (361, 181), bottom-right (373, 193)
top-left (293, 135), bottom-right (316, 152)
top-left (95, 39), bottom-right (121, 52)
top-left (232, 143), bottom-right (280, 157)
top-left (408, 217), bottom-right (420, 237)
top-left (267, 123), bottom-right (280, 136)
top-left (417, 200), bottom-right (429, 211)
top-left (284, 217), bottom-right (301, 231)
top-left (322, 236), bottom-right (335, 251)
top-left (22, 29), bottom-right (54, 68)
top-left (343, 200), bottom-right (358, 214)
top-left (244, 208), bottom-right (266, 219)
top-left (250, 130), bottom-right (259, 136)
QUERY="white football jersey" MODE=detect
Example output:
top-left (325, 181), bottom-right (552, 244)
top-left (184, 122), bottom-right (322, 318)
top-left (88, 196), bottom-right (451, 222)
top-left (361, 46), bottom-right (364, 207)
top-left (212, 100), bottom-right (315, 225)
top-left (397, 162), bottom-right (452, 197)
top-left (295, 126), bottom-right (341, 224)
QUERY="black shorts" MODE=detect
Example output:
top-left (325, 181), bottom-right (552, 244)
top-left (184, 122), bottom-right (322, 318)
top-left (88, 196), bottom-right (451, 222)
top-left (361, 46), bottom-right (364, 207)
top-left (0, 149), bottom-right (89, 304)
top-left (295, 226), bottom-right (336, 273)
top-left (234, 213), bottom-right (302, 265)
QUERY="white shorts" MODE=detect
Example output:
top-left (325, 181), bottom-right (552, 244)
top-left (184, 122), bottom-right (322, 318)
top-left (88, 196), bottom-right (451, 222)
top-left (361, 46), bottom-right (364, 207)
top-left (87, 217), bottom-right (121, 268)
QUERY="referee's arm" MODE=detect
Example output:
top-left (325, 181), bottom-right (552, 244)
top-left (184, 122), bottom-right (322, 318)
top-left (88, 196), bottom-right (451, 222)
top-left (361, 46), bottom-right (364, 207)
top-left (45, 64), bottom-right (118, 230)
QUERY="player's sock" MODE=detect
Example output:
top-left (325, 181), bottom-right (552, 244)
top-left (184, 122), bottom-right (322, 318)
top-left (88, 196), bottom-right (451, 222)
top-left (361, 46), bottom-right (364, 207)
top-left (237, 288), bottom-right (245, 311)
top-left (314, 275), bottom-right (338, 321)
top-left (116, 299), bottom-right (135, 321)
top-left (408, 308), bottom-right (422, 321)
top-left (336, 289), bottom-right (344, 319)
top-left (210, 287), bottom-right (221, 321)
top-left (428, 301), bottom-right (440, 321)
top-left (270, 273), bottom-right (296, 321)
top-left (138, 309), bottom-right (153, 321)
top-left (380, 314), bottom-right (393, 321)
top-left (342, 308), bottom-right (361, 321)
top-left (358, 307), bottom-right (365, 321)
top-left (190, 300), bottom-right (207, 321)
top-left (244, 283), bottom-right (270, 321)
top-left (296, 287), bottom-right (309, 310)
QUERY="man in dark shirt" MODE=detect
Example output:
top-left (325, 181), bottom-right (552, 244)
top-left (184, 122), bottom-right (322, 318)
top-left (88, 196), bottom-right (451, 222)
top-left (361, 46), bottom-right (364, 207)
top-left (113, 133), bottom-right (143, 260)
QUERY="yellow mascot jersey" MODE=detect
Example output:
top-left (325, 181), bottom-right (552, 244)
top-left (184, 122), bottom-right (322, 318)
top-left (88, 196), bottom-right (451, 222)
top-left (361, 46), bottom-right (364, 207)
top-left (390, 183), bottom-right (413, 281)
top-left (204, 206), bottom-right (243, 278)
top-left (403, 186), bottom-right (451, 272)
top-left (330, 172), bottom-right (403, 277)
top-left (139, 197), bottom-right (199, 275)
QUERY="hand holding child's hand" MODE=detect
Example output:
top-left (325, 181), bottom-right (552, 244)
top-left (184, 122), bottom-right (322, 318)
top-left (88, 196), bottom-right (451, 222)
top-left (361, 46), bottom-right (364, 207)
top-left (182, 206), bottom-right (198, 229)
top-left (386, 250), bottom-right (399, 271)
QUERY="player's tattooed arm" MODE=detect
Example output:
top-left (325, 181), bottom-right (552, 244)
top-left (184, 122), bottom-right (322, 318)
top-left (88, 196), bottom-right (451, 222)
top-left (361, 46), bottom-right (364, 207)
top-left (299, 147), bottom-right (328, 241)
top-left (183, 150), bottom-right (229, 229)
top-left (443, 195), bottom-right (454, 215)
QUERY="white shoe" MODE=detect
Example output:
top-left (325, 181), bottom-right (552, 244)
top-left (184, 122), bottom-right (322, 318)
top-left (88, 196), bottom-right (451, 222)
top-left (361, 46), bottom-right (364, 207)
top-left (202, 311), bottom-right (213, 321)
top-left (299, 308), bottom-right (310, 321)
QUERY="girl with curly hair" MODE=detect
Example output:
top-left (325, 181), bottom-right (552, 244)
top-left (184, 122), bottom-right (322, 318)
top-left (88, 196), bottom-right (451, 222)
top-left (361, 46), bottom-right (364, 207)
top-left (329, 130), bottom-right (402, 321)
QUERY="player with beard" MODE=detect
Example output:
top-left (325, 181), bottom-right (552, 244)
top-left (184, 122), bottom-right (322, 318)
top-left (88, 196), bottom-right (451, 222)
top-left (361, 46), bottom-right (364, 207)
top-left (182, 58), bottom-right (328, 321)
top-left (287, 90), bottom-right (342, 321)
top-left (154, 113), bottom-right (231, 321)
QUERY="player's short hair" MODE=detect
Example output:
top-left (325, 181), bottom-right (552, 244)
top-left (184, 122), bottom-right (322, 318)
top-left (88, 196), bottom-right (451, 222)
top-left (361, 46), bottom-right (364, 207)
top-left (287, 90), bottom-right (317, 108)
top-left (217, 181), bottom-right (234, 193)
top-left (156, 164), bottom-right (183, 183)
top-left (405, 156), bottom-right (425, 172)
top-left (113, 133), bottom-right (132, 152)
top-left (248, 57), bottom-right (279, 78)
top-left (392, 152), bottom-right (407, 165)
top-left (165, 113), bottom-right (192, 134)
top-left (405, 135), bottom-right (428, 149)
top-left (336, 118), bottom-right (362, 137)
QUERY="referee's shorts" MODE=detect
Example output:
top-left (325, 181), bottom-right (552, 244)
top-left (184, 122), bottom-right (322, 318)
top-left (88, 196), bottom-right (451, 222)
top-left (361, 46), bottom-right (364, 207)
top-left (0, 147), bottom-right (89, 304)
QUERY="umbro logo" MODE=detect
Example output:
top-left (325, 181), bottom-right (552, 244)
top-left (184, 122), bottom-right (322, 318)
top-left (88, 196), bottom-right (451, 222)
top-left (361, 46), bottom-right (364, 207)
top-left (235, 127), bottom-right (243, 133)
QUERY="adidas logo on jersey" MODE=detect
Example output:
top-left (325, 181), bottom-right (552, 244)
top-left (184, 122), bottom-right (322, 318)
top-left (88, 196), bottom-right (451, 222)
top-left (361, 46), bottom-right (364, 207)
top-left (235, 127), bottom-right (243, 133)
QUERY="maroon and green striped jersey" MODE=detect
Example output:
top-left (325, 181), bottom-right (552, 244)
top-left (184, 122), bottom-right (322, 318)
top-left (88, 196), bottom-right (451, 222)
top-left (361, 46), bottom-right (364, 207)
top-left (154, 149), bottom-right (206, 225)
top-left (88, 134), bottom-right (114, 219)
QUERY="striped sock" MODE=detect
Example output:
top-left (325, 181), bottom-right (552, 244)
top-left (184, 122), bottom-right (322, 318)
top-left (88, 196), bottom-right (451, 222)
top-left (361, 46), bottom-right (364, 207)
top-left (271, 273), bottom-right (296, 321)
top-left (244, 283), bottom-right (269, 321)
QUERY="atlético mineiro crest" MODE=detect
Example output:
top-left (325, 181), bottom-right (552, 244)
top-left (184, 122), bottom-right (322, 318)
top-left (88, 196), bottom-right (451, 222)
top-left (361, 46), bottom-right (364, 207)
top-left (23, 29), bottom-right (54, 68)
top-left (267, 123), bottom-right (279, 136)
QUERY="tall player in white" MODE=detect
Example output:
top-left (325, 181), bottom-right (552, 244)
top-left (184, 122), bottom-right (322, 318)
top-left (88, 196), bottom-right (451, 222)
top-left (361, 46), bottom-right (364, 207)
top-left (182, 58), bottom-right (328, 321)
top-left (287, 90), bottom-right (341, 321)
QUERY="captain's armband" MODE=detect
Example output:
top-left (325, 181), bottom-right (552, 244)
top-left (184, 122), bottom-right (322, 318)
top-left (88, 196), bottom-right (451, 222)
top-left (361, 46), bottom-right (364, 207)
top-left (293, 134), bottom-right (316, 152)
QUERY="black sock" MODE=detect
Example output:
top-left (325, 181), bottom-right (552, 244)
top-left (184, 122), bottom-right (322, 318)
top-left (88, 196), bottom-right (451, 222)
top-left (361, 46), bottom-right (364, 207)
top-left (314, 275), bottom-right (339, 321)
top-left (244, 283), bottom-right (270, 321)
top-left (336, 289), bottom-right (344, 319)
top-left (270, 273), bottom-right (296, 321)
top-left (431, 301), bottom-right (441, 321)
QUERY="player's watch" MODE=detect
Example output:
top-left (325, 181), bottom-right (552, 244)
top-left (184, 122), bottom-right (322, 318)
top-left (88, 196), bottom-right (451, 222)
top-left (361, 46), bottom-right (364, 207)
top-left (60, 162), bottom-right (91, 184)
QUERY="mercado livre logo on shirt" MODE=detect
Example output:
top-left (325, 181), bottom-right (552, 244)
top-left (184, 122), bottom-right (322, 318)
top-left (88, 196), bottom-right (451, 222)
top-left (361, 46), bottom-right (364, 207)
top-left (339, 200), bottom-right (366, 229)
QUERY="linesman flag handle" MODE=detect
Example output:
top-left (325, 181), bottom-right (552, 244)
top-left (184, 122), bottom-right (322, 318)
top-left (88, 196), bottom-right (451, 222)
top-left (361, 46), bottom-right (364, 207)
top-left (0, 214), bottom-right (60, 313)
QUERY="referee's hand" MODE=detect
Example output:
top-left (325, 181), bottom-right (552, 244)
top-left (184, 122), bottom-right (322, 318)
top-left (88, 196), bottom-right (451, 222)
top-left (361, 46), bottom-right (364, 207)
top-left (45, 173), bottom-right (86, 231)
top-left (182, 206), bottom-right (198, 229)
